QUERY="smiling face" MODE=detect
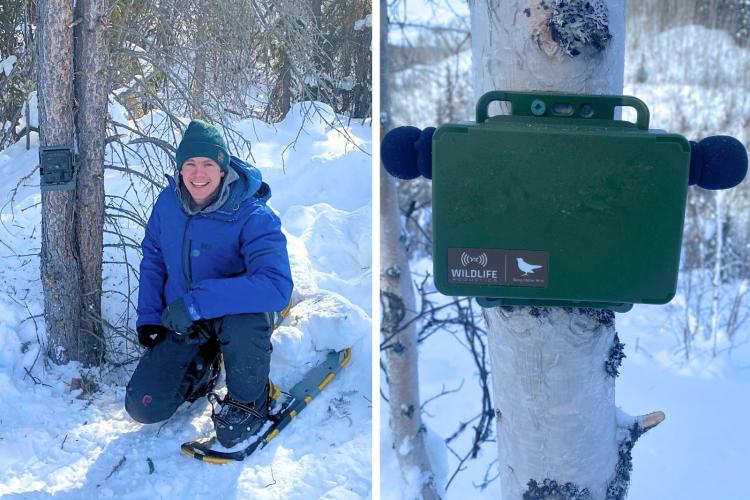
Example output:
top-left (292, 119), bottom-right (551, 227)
top-left (180, 156), bottom-right (225, 205)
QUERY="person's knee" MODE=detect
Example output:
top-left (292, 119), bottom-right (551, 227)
top-left (125, 385), bottom-right (177, 424)
top-left (218, 313), bottom-right (272, 344)
top-left (124, 334), bottom-right (201, 424)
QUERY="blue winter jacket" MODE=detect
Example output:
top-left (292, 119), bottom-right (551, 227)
top-left (136, 157), bottom-right (293, 328)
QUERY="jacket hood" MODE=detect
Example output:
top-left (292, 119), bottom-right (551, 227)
top-left (224, 155), bottom-right (269, 206)
top-left (169, 155), bottom-right (270, 215)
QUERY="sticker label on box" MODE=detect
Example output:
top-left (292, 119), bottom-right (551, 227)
top-left (447, 248), bottom-right (548, 287)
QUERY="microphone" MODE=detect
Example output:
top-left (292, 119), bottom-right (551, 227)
top-left (381, 126), bottom-right (435, 180)
top-left (689, 136), bottom-right (748, 190)
top-left (382, 127), bottom-right (748, 191)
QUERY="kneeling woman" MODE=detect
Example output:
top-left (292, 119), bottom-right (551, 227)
top-left (125, 120), bottom-right (293, 447)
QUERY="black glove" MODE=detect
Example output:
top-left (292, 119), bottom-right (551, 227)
top-left (161, 297), bottom-right (195, 335)
top-left (137, 324), bottom-right (167, 348)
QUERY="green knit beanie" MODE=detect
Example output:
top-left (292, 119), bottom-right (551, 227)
top-left (175, 120), bottom-right (230, 172)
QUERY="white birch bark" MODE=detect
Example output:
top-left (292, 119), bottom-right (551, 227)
top-left (468, 1), bottom-right (660, 498)
top-left (381, 173), bottom-right (439, 499)
top-left (711, 190), bottom-right (724, 356)
top-left (484, 307), bottom-right (617, 498)
top-left (470, 0), bottom-right (625, 98)
top-left (381, 0), bottom-right (439, 497)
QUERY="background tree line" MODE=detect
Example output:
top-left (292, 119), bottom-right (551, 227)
top-left (1, 0), bottom-right (371, 149)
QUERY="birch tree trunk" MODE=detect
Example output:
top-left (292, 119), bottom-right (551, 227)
top-left (469, 1), bottom-right (661, 498)
top-left (381, 0), bottom-right (439, 497)
top-left (381, 175), bottom-right (440, 500)
top-left (37, 0), bottom-right (84, 365)
top-left (711, 190), bottom-right (724, 356)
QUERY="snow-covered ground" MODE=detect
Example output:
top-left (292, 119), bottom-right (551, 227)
top-left (0, 102), bottom-right (372, 498)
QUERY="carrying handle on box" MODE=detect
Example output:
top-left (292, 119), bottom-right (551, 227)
top-left (476, 91), bottom-right (650, 130)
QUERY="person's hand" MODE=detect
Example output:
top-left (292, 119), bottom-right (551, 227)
top-left (137, 324), bottom-right (167, 348)
top-left (161, 298), bottom-right (195, 335)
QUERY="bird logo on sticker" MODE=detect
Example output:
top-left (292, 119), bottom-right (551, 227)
top-left (516, 258), bottom-right (543, 276)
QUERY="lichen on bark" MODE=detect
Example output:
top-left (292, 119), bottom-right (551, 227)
top-left (605, 422), bottom-right (645, 500)
top-left (605, 332), bottom-right (626, 377)
top-left (523, 478), bottom-right (592, 499)
top-left (533, 0), bottom-right (612, 58)
top-left (520, 306), bottom-right (614, 328)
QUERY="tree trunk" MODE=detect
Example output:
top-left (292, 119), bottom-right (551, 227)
top-left (37, 0), bottom-right (84, 365)
top-left (73, 0), bottom-right (109, 365)
top-left (469, 1), bottom-right (661, 498)
top-left (483, 307), bottom-right (620, 499)
top-left (381, 174), bottom-right (440, 500)
top-left (352, 10), bottom-right (372, 120)
top-left (381, 0), bottom-right (439, 497)
top-left (190, 45), bottom-right (207, 119)
top-left (190, 0), bottom-right (207, 120)
top-left (711, 190), bottom-right (725, 356)
top-left (37, 0), bottom-right (108, 366)
top-left (309, 0), bottom-right (323, 103)
top-left (279, 49), bottom-right (292, 119)
top-left (470, 0), bottom-right (625, 98)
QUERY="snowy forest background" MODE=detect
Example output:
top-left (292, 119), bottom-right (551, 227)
top-left (0, 1), bottom-right (372, 498)
top-left (382, 0), bottom-right (750, 499)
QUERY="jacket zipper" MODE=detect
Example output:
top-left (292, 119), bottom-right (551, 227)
top-left (182, 215), bottom-right (193, 286)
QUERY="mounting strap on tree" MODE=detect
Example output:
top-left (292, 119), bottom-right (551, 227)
top-left (381, 90), bottom-right (748, 312)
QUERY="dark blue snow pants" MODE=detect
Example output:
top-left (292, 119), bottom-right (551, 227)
top-left (125, 312), bottom-right (273, 424)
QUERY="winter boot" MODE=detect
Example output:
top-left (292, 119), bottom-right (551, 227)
top-left (210, 387), bottom-right (269, 448)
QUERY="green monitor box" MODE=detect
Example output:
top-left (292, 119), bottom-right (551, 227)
top-left (432, 91), bottom-right (690, 312)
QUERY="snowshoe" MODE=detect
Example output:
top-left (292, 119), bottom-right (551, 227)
top-left (180, 348), bottom-right (352, 464)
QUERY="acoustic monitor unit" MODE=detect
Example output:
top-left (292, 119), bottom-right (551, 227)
top-left (432, 91), bottom-right (691, 313)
